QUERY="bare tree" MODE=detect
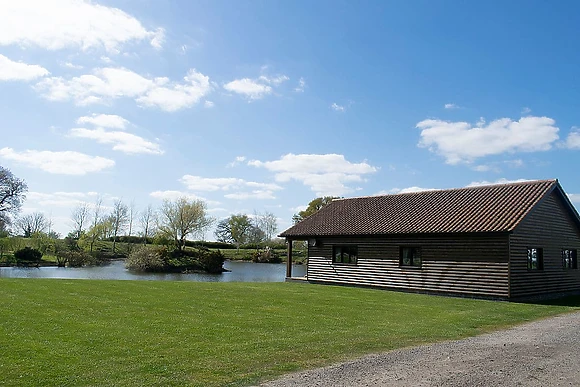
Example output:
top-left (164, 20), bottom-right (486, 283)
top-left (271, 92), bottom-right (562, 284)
top-left (255, 211), bottom-right (278, 241)
top-left (15, 212), bottom-right (49, 237)
top-left (127, 200), bottom-right (136, 238)
top-left (88, 197), bottom-right (103, 252)
top-left (70, 202), bottom-right (90, 239)
top-left (0, 166), bottom-right (28, 226)
top-left (110, 199), bottom-right (129, 255)
top-left (157, 197), bottom-right (213, 251)
top-left (139, 204), bottom-right (156, 244)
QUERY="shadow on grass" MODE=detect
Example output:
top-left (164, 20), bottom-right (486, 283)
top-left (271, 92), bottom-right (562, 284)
top-left (517, 295), bottom-right (580, 307)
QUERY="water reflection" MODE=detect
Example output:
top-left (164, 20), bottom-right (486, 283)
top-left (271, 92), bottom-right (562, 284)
top-left (0, 260), bottom-right (306, 282)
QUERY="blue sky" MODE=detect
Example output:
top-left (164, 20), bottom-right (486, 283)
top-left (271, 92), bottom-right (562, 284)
top-left (1, 0), bottom-right (579, 238)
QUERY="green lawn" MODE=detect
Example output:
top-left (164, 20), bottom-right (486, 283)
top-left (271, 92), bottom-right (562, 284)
top-left (0, 280), bottom-right (577, 386)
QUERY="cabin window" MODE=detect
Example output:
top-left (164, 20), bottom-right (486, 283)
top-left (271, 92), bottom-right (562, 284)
top-left (399, 247), bottom-right (421, 268)
top-left (562, 249), bottom-right (578, 269)
top-left (332, 246), bottom-right (358, 264)
top-left (527, 248), bottom-right (543, 270)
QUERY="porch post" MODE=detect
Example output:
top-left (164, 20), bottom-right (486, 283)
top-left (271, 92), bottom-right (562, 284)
top-left (286, 238), bottom-right (293, 278)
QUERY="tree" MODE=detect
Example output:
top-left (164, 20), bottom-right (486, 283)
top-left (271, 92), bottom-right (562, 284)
top-left (87, 197), bottom-right (103, 252)
top-left (127, 200), bottom-right (136, 238)
top-left (292, 196), bottom-right (339, 224)
top-left (214, 214), bottom-right (253, 251)
top-left (139, 204), bottom-right (156, 245)
top-left (110, 199), bottom-right (129, 255)
top-left (0, 166), bottom-right (28, 226)
top-left (70, 202), bottom-right (90, 239)
top-left (157, 197), bottom-right (213, 251)
top-left (15, 212), bottom-right (49, 237)
top-left (246, 224), bottom-right (266, 245)
top-left (255, 211), bottom-right (278, 241)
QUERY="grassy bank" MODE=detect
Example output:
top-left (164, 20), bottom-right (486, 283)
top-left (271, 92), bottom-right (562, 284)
top-left (0, 280), bottom-right (577, 386)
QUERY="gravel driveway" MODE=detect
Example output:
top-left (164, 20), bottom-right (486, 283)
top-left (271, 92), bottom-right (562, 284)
top-left (258, 311), bottom-right (580, 387)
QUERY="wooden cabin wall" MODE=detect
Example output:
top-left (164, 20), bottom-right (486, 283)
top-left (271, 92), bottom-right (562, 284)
top-left (510, 192), bottom-right (580, 298)
top-left (307, 233), bottom-right (510, 298)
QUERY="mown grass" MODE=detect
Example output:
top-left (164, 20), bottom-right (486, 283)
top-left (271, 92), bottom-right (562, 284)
top-left (0, 280), bottom-right (577, 387)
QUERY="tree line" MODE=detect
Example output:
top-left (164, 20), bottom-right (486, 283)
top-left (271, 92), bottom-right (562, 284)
top-left (1, 165), bottom-right (338, 253)
top-left (1, 165), bottom-right (281, 253)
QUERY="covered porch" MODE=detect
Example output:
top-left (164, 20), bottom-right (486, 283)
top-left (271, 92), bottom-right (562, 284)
top-left (284, 237), bottom-right (308, 281)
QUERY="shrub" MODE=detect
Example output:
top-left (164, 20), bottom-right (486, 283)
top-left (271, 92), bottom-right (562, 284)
top-left (14, 247), bottom-right (43, 264)
top-left (126, 246), bottom-right (168, 272)
top-left (252, 247), bottom-right (282, 263)
top-left (65, 251), bottom-right (90, 267)
top-left (196, 249), bottom-right (226, 273)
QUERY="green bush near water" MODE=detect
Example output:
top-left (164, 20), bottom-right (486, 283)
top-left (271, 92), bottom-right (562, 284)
top-left (126, 245), bottom-right (226, 273)
top-left (13, 247), bottom-right (42, 265)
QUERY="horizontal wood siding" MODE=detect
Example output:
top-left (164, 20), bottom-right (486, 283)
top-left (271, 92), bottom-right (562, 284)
top-left (307, 233), bottom-right (509, 297)
top-left (510, 192), bottom-right (580, 298)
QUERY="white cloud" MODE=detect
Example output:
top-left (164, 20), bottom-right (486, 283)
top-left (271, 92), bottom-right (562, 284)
top-left (27, 191), bottom-right (97, 207)
top-left (375, 186), bottom-right (437, 196)
top-left (444, 103), bottom-right (459, 109)
top-left (331, 102), bottom-right (345, 112)
top-left (521, 107), bottom-right (532, 115)
top-left (35, 67), bottom-right (211, 111)
top-left (417, 116), bottom-right (560, 165)
top-left (180, 175), bottom-right (282, 192)
top-left (0, 54), bottom-right (49, 81)
top-left (0, 147), bottom-right (114, 175)
top-left (181, 176), bottom-right (245, 191)
top-left (136, 69), bottom-right (211, 112)
top-left (565, 128), bottom-right (580, 149)
top-left (150, 190), bottom-right (204, 201)
top-left (290, 205), bottom-right (308, 213)
top-left (258, 75), bottom-right (289, 85)
top-left (466, 178), bottom-right (533, 188)
top-left (568, 194), bottom-right (580, 204)
top-left (224, 78), bottom-right (272, 100)
top-left (204, 101), bottom-right (214, 108)
top-left (62, 62), bottom-right (83, 70)
top-left (0, 0), bottom-right (164, 51)
top-left (77, 114), bottom-right (129, 130)
top-left (294, 77), bottom-right (306, 92)
top-left (224, 190), bottom-right (277, 200)
top-left (150, 28), bottom-right (165, 50)
top-left (69, 127), bottom-right (163, 155)
top-left (227, 156), bottom-right (246, 167)
top-left (149, 190), bottom-right (221, 206)
top-left (472, 165), bottom-right (493, 172)
top-left (180, 175), bottom-right (282, 200)
top-left (248, 153), bottom-right (378, 196)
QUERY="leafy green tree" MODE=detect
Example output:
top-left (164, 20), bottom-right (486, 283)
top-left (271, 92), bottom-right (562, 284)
top-left (292, 196), bottom-right (339, 224)
top-left (156, 197), bottom-right (213, 251)
top-left (215, 214), bottom-right (254, 251)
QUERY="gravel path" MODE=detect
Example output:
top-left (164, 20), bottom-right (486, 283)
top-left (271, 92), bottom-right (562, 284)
top-left (258, 311), bottom-right (580, 387)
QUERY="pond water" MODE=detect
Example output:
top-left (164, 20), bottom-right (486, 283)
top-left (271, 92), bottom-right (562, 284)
top-left (0, 260), bottom-right (307, 282)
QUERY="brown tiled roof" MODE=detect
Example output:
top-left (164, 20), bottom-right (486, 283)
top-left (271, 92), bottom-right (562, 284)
top-left (280, 179), bottom-right (562, 237)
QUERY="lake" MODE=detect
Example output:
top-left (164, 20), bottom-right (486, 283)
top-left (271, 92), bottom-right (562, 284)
top-left (0, 260), bottom-right (307, 282)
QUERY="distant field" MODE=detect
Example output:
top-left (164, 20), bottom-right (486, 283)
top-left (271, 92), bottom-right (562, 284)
top-left (0, 279), bottom-right (577, 386)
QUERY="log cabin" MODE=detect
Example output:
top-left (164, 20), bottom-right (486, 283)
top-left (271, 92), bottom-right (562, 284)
top-left (279, 179), bottom-right (580, 300)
